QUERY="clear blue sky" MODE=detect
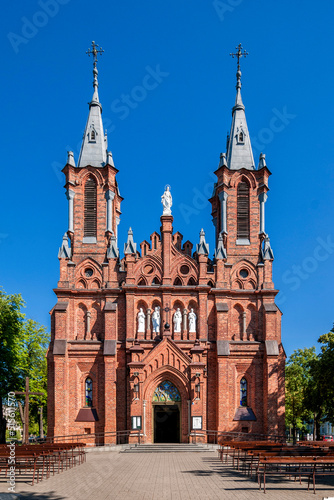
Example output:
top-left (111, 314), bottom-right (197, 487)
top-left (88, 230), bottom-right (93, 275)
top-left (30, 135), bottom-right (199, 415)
top-left (2, 0), bottom-right (334, 358)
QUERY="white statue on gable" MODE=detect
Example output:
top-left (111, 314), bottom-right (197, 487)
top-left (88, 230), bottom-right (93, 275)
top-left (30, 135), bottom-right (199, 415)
top-left (188, 308), bottom-right (197, 333)
top-left (137, 308), bottom-right (146, 333)
top-left (173, 308), bottom-right (182, 333)
top-left (161, 185), bottom-right (172, 215)
top-left (152, 306), bottom-right (161, 333)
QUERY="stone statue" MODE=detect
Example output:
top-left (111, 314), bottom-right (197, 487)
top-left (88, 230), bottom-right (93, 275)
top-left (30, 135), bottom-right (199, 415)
top-left (137, 308), bottom-right (146, 333)
top-left (161, 185), bottom-right (172, 215)
top-left (188, 308), bottom-right (197, 333)
top-left (152, 306), bottom-right (161, 333)
top-left (173, 308), bottom-right (182, 333)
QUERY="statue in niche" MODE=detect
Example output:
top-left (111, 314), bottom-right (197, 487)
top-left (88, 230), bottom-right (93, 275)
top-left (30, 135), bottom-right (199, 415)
top-left (188, 308), bottom-right (197, 333)
top-left (161, 185), bottom-right (172, 215)
top-left (173, 308), bottom-right (182, 333)
top-left (137, 308), bottom-right (146, 333)
top-left (152, 306), bottom-right (161, 333)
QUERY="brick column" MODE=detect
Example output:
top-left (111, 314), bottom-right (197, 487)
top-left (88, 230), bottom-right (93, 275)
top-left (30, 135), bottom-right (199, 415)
top-left (160, 215), bottom-right (173, 285)
top-left (215, 302), bottom-right (229, 340)
top-left (198, 292), bottom-right (208, 340)
top-left (104, 356), bottom-right (116, 441)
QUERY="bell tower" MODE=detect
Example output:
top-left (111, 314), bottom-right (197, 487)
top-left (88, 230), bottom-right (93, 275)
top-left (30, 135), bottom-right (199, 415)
top-left (209, 45), bottom-right (284, 436)
top-left (60, 41), bottom-right (122, 266)
top-left (48, 42), bottom-right (123, 438)
top-left (210, 44), bottom-right (274, 289)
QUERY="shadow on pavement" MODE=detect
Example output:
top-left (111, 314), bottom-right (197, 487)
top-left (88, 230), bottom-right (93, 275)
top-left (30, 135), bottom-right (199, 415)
top-left (0, 492), bottom-right (66, 500)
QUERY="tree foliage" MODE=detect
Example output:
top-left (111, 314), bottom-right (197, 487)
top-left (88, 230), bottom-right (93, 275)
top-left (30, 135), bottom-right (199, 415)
top-left (0, 289), bottom-right (49, 442)
top-left (0, 290), bottom-right (25, 395)
top-left (285, 327), bottom-right (334, 441)
top-left (285, 347), bottom-right (317, 440)
top-left (311, 331), bottom-right (334, 424)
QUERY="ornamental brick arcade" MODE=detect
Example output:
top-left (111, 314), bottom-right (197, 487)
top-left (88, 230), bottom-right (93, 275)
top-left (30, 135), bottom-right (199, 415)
top-left (47, 44), bottom-right (285, 443)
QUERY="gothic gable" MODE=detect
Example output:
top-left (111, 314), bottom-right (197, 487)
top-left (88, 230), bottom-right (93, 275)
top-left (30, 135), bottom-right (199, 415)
top-left (139, 338), bottom-right (191, 379)
top-left (75, 257), bottom-right (103, 289)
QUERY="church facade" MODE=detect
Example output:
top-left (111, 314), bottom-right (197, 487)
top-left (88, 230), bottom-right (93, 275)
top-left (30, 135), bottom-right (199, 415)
top-left (47, 44), bottom-right (285, 443)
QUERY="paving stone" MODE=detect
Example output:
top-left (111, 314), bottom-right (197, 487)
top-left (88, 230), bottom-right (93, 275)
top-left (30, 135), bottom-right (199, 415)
top-left (0, 451), bottom-right (333, 499)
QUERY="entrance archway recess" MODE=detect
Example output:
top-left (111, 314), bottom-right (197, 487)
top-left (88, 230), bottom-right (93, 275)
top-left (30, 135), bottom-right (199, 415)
top-left (153, 381), bottom-right (181, 443)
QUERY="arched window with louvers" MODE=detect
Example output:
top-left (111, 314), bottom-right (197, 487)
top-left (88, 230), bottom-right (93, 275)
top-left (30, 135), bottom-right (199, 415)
top-left (237, 181), bottom-right (250, 242)
top-left (84, 177), bottom-right (97, 239)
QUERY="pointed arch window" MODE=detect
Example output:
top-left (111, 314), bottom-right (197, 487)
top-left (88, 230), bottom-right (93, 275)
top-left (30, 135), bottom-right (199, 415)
top-left (91, 130), bottom-right (96, 141)
top-left (84, 177), bottom-right (97, 238)
top-left (85, 377), bottom-right (93, 407)
top-left (240, 377), bottom-right (247, 407)
top-left (153, 381), bottom-right (181, 402)
top-left (237, 181), bottom-right (250, 241)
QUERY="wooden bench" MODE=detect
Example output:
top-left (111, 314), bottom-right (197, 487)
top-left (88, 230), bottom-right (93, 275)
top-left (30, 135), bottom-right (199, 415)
top-left (257, 456), bottom-right (334, 494)
top-left (0, 442), bottom-right (86, 485)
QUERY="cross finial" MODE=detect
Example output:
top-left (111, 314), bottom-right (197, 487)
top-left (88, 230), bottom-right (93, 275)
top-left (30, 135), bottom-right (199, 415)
top-left (86, 41), bottom-right (104, 89)
top-left (86, 41), bottom-right (104, 67)
top-left (230, 43), bottom-right (248, 72)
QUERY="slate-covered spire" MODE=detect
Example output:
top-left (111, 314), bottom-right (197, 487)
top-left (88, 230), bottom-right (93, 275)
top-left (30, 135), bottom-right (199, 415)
top-left (261, 235), bottom-right (274, 261)
top-left (226, 44), bottom-right (255, 171)
top-left (78, 41), bottom-right (107, 168)
top-left (124, 228), bottom-right (137, 255)
top-left (196, 229), bottom-right (210, 256)
top-left (214, 233), bottom-right (227, 260)
top-left (58, 233), bottom-right (71, 259)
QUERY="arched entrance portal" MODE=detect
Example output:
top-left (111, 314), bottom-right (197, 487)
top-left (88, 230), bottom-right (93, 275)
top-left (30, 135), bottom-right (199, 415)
top-left (153, 381), bottom-right (181, 443)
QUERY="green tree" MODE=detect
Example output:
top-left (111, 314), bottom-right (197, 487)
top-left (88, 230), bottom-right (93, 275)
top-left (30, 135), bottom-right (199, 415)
top-left (16, 319), bottom-right (48, 435)
top-left (305, 329), bottom-right (334, 439)
top-left (0, 290), bottom-right (24, 442)
top-left (0, 289), bottom-right (49, 443)
top-left (317, 329), bottom-right (334, 422)
top-left (285, 347), bottom-right (317, 442)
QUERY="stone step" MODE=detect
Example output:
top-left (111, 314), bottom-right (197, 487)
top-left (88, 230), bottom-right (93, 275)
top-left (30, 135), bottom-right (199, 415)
top-left (122, 444), bottom-right (213, 453)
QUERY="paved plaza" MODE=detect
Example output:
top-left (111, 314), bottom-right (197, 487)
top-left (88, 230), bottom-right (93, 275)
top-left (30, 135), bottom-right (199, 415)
top-left (0, 449), bottom-right (333, 500)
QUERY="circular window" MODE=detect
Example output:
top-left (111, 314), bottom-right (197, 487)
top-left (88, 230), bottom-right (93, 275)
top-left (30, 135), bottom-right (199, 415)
top-left (239, 269), bottom-right (249, 279)
top-left (85, 268), bottom-right (93, 278)
top-left (144, 264), bottom-right (154, 275)
top-left (180, 265), bottom-right (190, 275)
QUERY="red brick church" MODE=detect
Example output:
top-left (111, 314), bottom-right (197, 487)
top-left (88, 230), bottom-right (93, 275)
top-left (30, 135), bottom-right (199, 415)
top-left (47, 44), bottom-right (285, 443)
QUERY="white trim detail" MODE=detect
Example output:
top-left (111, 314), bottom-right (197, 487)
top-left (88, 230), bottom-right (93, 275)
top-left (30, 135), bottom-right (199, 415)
top-left (218, 191), bottom-right (228, 234)
top-left (105, 190), bottom-right (115, 233)
top-left (258, 193), bottom-right (268, 234)
top-left (66, 189), bottom-right (75, 233)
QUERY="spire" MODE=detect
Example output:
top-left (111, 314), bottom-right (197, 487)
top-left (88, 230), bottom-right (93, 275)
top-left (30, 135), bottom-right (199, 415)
top-left (226, 44), bottom-right (255, 171)
top-left (107, 234), bottom-right (119, 259)
top-left (67, 151), bottom-right (75, 167)
top-left (78, 41), bottom-right (107, 168)
top-left (258, 152), bottom-right (267, 169)
top-left (124, 228), bottom-right (137, 255)
top-left (196, 229), bottom-right (210, 256)
top-left (58, 233), bottom-right (71, 259)
top-left (261, 235), bottom-right (274, 260)
top-left (218, 152), bottom-right (227, 168)
top-left (214, 233), bottom-right (227, 260)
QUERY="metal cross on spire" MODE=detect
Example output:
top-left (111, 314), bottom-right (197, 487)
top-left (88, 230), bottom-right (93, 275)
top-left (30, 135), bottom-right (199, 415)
top-left (230, 43), bottom-right (248, 72)
top-left (86, 40), bottom-right (104, 67)
top-left (86, 41), bottom-right (104, 89)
